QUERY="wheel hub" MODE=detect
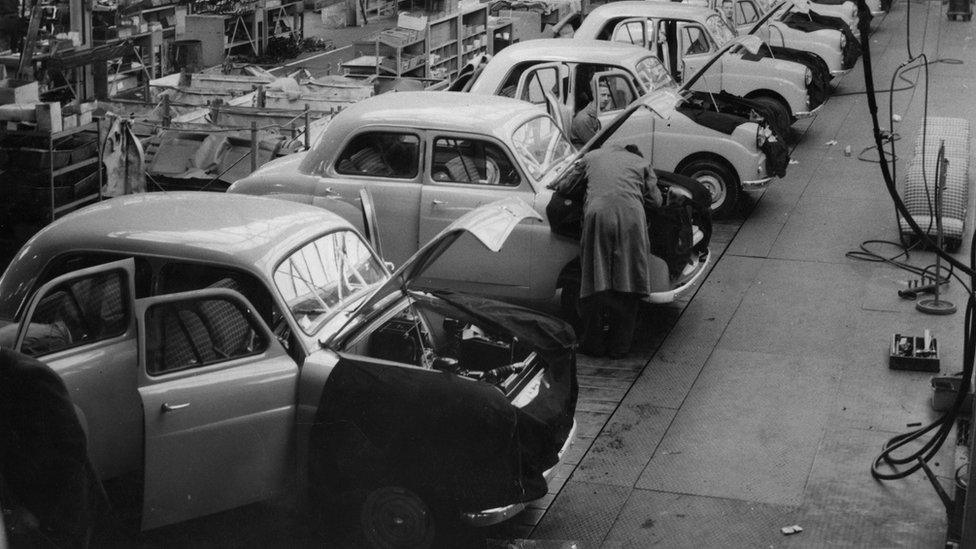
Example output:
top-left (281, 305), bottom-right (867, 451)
top-left (362, 487), bottom-right (434, 549)
top-left (693, 172), bottom-right (725, 210)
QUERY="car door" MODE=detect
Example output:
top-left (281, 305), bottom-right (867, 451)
top-left (14, 259), bottom-right (142, 482)
top-left (418, 133), bottom-right (537, 295)
top-left (515, 62), bottom-right (572, 132)
top-left (610, 17), bottom-right (650, 48)
top-left (136, 288), bottom-right (298, 530)
top-left (734, 0), bottom-right (763, 32)
top-left (591, 70), bottom-right (658, 164)
top-left (677, 22), bottom-right (721, 90)
top-left (316, 128), bottom-right (424, 268)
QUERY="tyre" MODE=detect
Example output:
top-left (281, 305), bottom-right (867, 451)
top-left (360, 486), bottom-right (436, 549)
top-left (749, 95), bottom-right (792, 143)
top-left (678, 158), bottom-right (739, 219)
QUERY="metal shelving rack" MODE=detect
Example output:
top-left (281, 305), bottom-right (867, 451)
top-left (0, 120), bottom-right (102, 223)
top-left (262, 0), bottom-right (305, 45)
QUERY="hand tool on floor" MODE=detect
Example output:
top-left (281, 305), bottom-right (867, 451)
top-left (898, 278), bottom-right (949, 300)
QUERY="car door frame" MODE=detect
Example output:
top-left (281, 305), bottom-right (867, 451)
top-left (676, 20), bottom-right (721, 90)
top-left (590, 69), bottom-right (658, 163)
top-left (317, 125), bottom-right (427, 268)
top-left (514, 61), bottom-right (572, 132)
top-left (419, 130), bottom-right (539, 294)
top-left (135, 287), bottom-right (299, 531)
top-left (14, 258), bottom-right (142, 482)
top-left (610, 17), bottom-right (651, 48)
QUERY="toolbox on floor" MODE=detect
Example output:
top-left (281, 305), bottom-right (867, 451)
top-left (889, 332), bottom-right (940, 372)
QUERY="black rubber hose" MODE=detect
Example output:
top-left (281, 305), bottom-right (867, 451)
top-left (855, 0), bottom-right (976, 482)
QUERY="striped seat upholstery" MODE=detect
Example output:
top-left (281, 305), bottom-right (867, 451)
top-left (900, 117), bottom-right (970, 250)
top-left (148, 278), bottom-right (255, 374)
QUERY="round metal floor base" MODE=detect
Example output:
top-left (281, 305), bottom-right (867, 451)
top-left (917, 298), bottom-right (957, 315)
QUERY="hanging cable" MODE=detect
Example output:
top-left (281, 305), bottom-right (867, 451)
top-left (854, 0), bottom-right (976, 483)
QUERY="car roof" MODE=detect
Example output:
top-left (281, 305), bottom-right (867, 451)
top-left (0, 192), bottom-right (353, 319)
top-left (471, 38), bottom-right (653, 94)
top-left (582, 1), bottom-right (718, 25)
top-left (472, 39), bottom-right (653, 93)
top-left (491, 39), bottom-right (653, 65)
top-left (322, 91), bottom-right (548, 142)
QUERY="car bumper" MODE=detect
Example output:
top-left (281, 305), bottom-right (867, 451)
top-left (741, 177), bottom-right (773, 191)
top-left (794, 102), bottom-right (826, 119)
top-left (645, 249), bottom-right (712, 304)
top-left (459, 419), bottom-right (579, 527)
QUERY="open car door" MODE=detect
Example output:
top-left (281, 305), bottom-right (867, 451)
top-left (136, 287), bottom-right (298, 530)
top-left (14, 259), bottom-right (141, 481)
top-left (515, 61), bottom-right (571, 131)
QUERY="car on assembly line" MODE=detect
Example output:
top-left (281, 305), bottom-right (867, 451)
top-left (691, 0), bottom-right (860, 77)
top-left (229, 92), bottom-right (713, 320)
top-left (773, 0), bottom-right (867, 36)
top-left (0, 192), bottom-right (578, 548)
top-left (456, 38), bottom-right (789, 215)
top-left (568, 1), bottom-right (831, 125)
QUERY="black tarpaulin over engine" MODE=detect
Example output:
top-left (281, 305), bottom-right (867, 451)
top-left (781, 11), bottom-right (861, 69)
top-left (678, 92), bottom-right (789, 178)
top-left (676, 103), bottom-right (745, 135)
top-left (307, 292), bottom-right (577, 512)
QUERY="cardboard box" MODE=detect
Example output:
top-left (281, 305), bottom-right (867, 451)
top-left (0, 79), bottom-right (40, 106)
top-left (398, 12), bottom-right (428, 31)
top-left (62, 113), bottom-right (79, 130)
top-left (36, 102), bottom-right (63, 133)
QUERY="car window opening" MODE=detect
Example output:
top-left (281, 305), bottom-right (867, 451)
top-left (334, 132), bottom-right (420, 179)
top-left (274, 230), bottom-right (386, 336)
top-left (17, 269), bottom-right (130, 358)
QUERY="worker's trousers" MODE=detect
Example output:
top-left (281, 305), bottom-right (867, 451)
top-left (580, 290), bottom-right (639, 358)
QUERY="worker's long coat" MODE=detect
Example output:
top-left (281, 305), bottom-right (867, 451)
top-left (580, 145), bottom-right (661, 299)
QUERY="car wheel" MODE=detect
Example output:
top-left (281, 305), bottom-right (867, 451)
top-left (749, 95), bottom-right (792, 143)
top-left (360, 486), bottom-right (435, 549)
top-left (679, 159), bottom-right (739, 219)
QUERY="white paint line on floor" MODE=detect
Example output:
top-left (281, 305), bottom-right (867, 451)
top-left (269, 45), bottom-right (352, 73)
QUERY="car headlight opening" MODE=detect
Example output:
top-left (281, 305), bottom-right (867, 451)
top-left (804, 67), bottom-right (813, 86)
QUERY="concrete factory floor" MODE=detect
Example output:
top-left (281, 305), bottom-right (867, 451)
top-left (98, 1), bottom-right (976, 546)
top-left (527, 2), bottom-right (975, 546)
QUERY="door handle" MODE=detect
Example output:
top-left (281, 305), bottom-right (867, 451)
top-left (431, 199), bottom-right (447, 206)
top-left (161, 402), bottom-right (190, 413)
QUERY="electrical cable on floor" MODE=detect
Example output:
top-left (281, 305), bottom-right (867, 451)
top-left (847, 0), bottom-right (976, 483)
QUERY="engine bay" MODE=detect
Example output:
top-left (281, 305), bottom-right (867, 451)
top-left (343, 302), bottom-right (540, 397)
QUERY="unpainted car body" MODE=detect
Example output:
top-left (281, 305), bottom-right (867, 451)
top-left (464, 39), bottom-right (785, 215)
top-left (0, 193), bottom-right (578, 539)
top-left (572, 1), bottom-right (826, 120)
top-left (230, 91), bottom-right (712, 308)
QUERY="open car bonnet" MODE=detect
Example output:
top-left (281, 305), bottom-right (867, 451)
top-left (323, 197), bottom-right (541, 347)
